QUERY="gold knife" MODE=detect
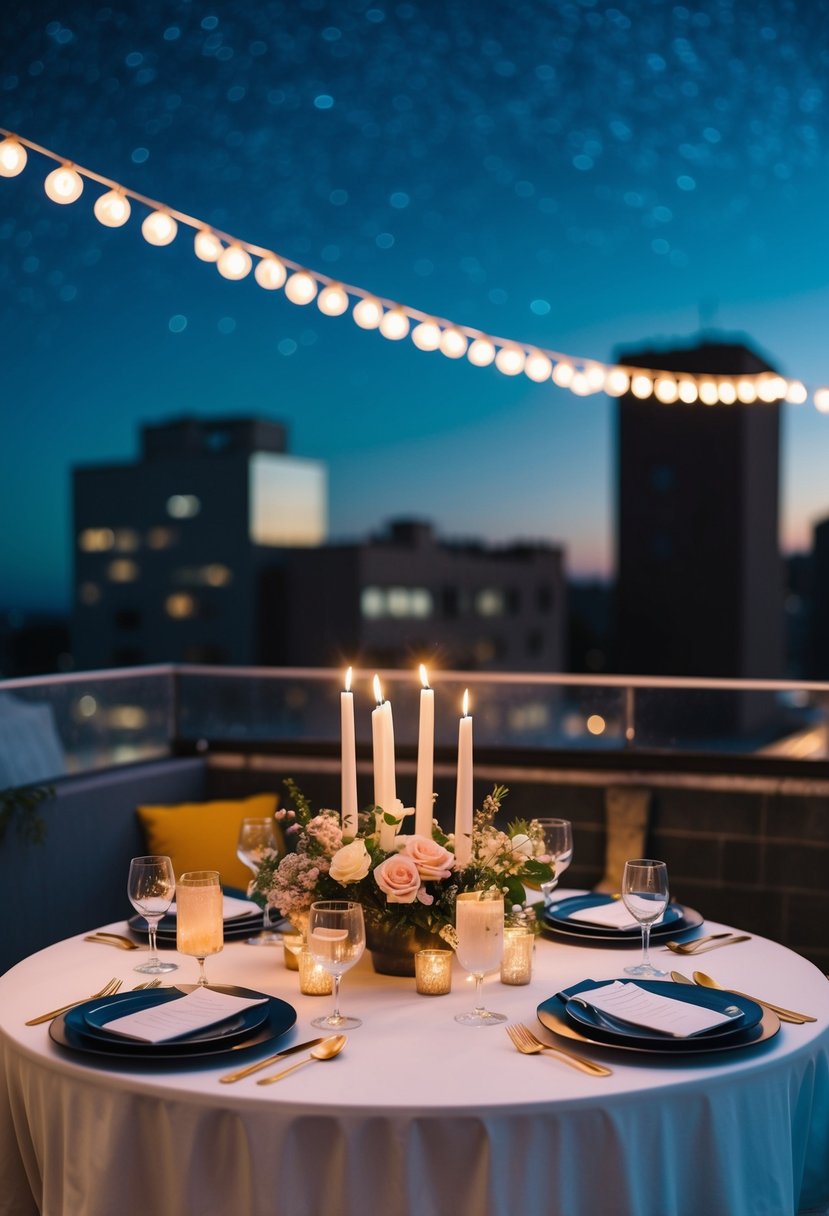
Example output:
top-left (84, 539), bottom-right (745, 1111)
top-left (84, 933), bottom-right (139, 950)
top-left (219, 1036), bottom-right (325, 1083)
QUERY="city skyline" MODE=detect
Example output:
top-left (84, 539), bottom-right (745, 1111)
top-left (3, 1), bottom-right (829, 613)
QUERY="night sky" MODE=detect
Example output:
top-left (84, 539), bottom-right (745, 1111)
top-left (3, 0), bottom-right (829, 612)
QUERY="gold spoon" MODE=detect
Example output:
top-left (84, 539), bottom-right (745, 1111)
top-left (692, 971), bottom-right (815, 1024)
top-left (256, 1034), bottom-right (347, 1085)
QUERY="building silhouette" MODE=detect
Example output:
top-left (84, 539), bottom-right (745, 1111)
top-left (267, 519), bottom-right (566, 672)
top-left (72, 417), bottom-right (327, 668)
top-left (615, 340), bottom-right (784, 736)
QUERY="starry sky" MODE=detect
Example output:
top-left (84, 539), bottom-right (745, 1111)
top-left (2, 0), bottom-right (829, 612)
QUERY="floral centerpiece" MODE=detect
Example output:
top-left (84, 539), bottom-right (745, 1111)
top-left (252, 779), bottom-right (554, 975)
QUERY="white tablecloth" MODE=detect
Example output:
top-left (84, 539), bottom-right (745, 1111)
top-left (1, 909), bottom-right (828, 1216)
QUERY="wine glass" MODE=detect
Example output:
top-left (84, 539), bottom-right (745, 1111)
top-left (536, 818), bottom-right (573, 905)
top-left (307, 900), bottom-right (365, 1030)
top-left (236, 816), bottom-right (281, 946)
top-left (454, 893), bottom-right (507, 1026)
top-left (127, 855), bottom-right (178, 974)
top-left (176, 870), bottom-right (224, 986)
top-left (622, 859), bottom-right (670, 977)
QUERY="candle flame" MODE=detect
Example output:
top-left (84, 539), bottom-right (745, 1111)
top-left (345, 666), bottom-right (352, 693)
top-left (419, 663), bottom-right (429, 689)
top-left (373, 673), bottom-right (383, 704)
top-left (463, 688), bottom-right (469, 717)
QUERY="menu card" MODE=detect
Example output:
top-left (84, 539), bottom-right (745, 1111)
top-left (563, 981), bottom-right (741, 1038)
top-left (101, 987), bottom-right (269, 1044)
top-left (565, 901), bottom-right (641, 930)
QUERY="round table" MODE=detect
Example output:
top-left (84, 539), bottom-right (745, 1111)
top-left (1, 909), bottom-right (828, 1216)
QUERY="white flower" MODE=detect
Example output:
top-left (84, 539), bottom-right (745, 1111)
top-left (329, 839), bottom-right (372, 884)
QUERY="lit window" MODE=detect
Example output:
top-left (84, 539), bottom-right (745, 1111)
top-left (204, 563), bottom-right (232, 587)
top-left (475, 589), bottom-right (505, 617)
top-left (361, 587), bottom-right (385, 619)
top-left (113, 528), bottom-right (139, 552)
top-left (147, 526), bottom-right (177, 549)
top-left (107, 559), bottom-right (139, 583)
top-left (387, 587), bottom-right (411, 618)
top-left (166, 494), bottom-right (201, 519)
top-left (105, 705), bottom-right (149, 730)
top-left (78, 582), bottom-right (101, 605)
top-left (79, 527), bottom-right (114, 552)
top-left (165, 592), bottom-right (197, 619)
top-left (173, 565), bottom-right (233, 587)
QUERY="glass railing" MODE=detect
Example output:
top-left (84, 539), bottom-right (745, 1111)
top-left (2, 664), bottom-right (829, 790)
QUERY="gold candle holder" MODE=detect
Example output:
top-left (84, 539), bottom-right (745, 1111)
top-left (282, 933), bottom-right (304, 971)
top-left (415, 949), bottom-right (453, 995)
top-left (298, 948), bottom-right (333, 995)
top-left (500, 927), bottom-right (534, 985)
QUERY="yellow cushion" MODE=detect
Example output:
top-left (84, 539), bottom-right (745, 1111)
top-left (136, 793), bottom-right (281, 890)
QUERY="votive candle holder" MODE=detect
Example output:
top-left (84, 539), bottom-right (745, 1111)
top-left (500, 927), bottom-right (534, 985)
top-left (298, 948), bottom-right (333, 995)
top-left (282, 933), bottom-right (304, 971)
top-left (415, 949), bottom-right (453, 995)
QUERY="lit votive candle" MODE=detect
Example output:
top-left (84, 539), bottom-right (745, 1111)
top-left (500, 927), bottom-right (534, 985)
top-left (282, 933), bottom-right (304, 971)
top-left (298, 948), bottom-right (333, 995)
top-left (415, 949), bottom-right (453, 996)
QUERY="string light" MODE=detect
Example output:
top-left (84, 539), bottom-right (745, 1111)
top-left (44, 165), bottom-right (83, 204)
top-left (217, 244), bottom-right (252, 280)
top-left (0, 137), bottom-right (27, 177)
top-left (194, 229), bottom-right (222, 262)
top-left (254, 255), bottom-right (287, 290)
top-left (93, 189), bottom-right (130, 227)
top-left (141, 210), bottom-right (177, 246)
top-left (2, 125), bottom-right (828, 412)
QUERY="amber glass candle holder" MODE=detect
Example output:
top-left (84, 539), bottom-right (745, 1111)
top-left (415, 949), bottom-right (453, 995)
top-left (500, 927), bottom-right (534, 986)
top-left (298, 947), bottom-right (334, 995)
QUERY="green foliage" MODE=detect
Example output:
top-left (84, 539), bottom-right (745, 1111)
top-left (0, 784), bottom-right (52, 847)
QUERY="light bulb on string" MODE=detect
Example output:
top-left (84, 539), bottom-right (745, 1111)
top-left (570, 371), bottom-right (591, 396)
top-left (352, 297), bottom-right (382, 329)
top-left (412, 321), bottom-right (441, 351)
top-left (786, 380), bottom-right (808, 404)
top-left (0, 137), bottom-right (27, 177)
top-left (698, 379), bottom-right (718, 405)
top-left (757, 376), bottom-right (781, 403)
top-left (141, 210), bottom-right (177, 246)
top-left (736, 378), bottom-right (758, 404)
top-left (678, 379), bottom-right (698, 404)
top-left (717, 381), bottom-right (737, 405)
top-left (379, 308), bottom-right (410, 339)
top-left (494, 345), bottom-right (525, 376)
top-left (254, 256), bottom-right (287, 290)
top-left (439, 327), bottom-right (468, 359)
top-left (552, 361), bottom-right (575, 388)
top-left (44, 164), bottom-right (83, 205)
top-left (194, 229), bottom-right (222, 262)
top-left (217, 244), bottom-right (252, 280)
top-left (524, 351), bottom-right (553, 382)
top-left (467, 337), bottom-right (496, 366)
top-left (631, 374), bottom-right (653, 399)
top-left (605, 368), bottom-right (630, 396)
top-left (93, 189), bottom-right (130, 228)
top-left (654, 377), bottom-right (679, 404)
top-left (317, 284), bottom-right (350, 316)
top-left (814, 388), bottom-right (829, 413)
top-left (585, 363), bottom-right (606, 391)
top-left (284, 271), bottom-right (318, 305)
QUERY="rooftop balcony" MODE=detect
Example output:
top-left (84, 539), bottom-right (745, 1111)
top-left (2, 665), bottom-right (828, 974)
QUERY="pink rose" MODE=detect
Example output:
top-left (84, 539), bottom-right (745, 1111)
top-left (402, 835), bottom-right (455, 881)
top-left (373, 854), bottom-right (422, 904)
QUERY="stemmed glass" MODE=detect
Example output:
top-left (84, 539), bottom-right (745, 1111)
top-left (454, 893), bottom-right (507, 1026)
top-left (622, 859), bottom-right (670, 977)
top-left (127, 855), bottom-right (178, 974)
top-left (536, 818), bottom-right (573, 905)
top-left (176, 870), bottom-right (224, 986)
top-left (236, 817), bottom-right (281, 945)
top-left (307, 900), bottom-right (365, 1030)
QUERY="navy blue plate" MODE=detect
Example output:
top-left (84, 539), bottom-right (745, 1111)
top-left (538, 979), bottom-right (772, 1055)
top-left (80, 987), bottom-right (270, 1049)
top-left (541, 895), bottom-right (702, 942)
top-left (50, 985), bottom-right (296, 1062)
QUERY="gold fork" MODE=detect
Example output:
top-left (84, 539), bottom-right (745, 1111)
top-left (132, 979), bottom-right (163, 991)
top-left (25, 977), bottom-right (123, 1025)
top-left (505, 1023), bottom-right (612, 1076)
